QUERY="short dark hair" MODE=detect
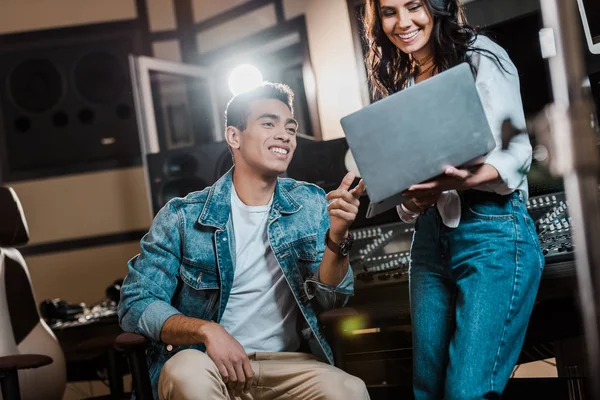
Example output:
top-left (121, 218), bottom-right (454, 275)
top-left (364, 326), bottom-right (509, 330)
top-left (225, 82), bottom-right (295, 131)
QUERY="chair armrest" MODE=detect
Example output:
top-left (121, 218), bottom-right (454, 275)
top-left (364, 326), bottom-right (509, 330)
top-left (0, 354), bottom-right (53, 372)
top-left (114, 333), bottom-right (153, 400)
top-left (114, 333), bottom-right (150, 352)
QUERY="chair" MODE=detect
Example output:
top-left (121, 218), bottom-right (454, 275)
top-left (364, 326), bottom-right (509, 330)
top-left (115, 308), bottom-right (361, 400)
top-left (0, 186), bottom-right (67, 400)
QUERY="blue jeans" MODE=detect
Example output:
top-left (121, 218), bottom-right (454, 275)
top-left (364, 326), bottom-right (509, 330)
top-left (409, 190), bottom-right (544, 400)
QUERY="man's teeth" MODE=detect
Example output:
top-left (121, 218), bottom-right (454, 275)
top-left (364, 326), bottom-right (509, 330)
top-left (270, 147), bottom-right (288, 155)
top-left (398, 30), bottom-right (420, 39)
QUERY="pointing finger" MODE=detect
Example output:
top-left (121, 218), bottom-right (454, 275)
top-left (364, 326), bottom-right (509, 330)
top-left (349, 179), bottom-right (365, 199)
top-left (337, 172), bottom-right (356, 191)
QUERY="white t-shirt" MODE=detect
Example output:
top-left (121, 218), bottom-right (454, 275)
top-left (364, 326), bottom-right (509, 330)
top-left (219, 187), bottom-right (300, 353)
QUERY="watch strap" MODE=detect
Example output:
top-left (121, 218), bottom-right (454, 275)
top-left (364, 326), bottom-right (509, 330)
top-left (325, 229), bottom-right (341, 254)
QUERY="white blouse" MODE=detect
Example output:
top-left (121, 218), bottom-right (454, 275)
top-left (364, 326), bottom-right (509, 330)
top-left (397, 35), bottom-right (533, 227)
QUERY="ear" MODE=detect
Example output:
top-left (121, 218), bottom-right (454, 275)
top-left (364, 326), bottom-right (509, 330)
top-left (225, 126), bottom-right (241, 150)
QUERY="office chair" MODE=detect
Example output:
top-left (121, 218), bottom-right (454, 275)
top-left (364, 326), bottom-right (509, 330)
top-left (115, 308), bottom-right (360, 400)
top-left (0, 186), bottom-right (67, 400)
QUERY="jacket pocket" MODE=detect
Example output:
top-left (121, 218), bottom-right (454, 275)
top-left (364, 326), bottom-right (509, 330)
top-left (178, 259), bottom-right (220, 321)
top-left (291, 234), bottom-right (318, 262)
top-left (179, 258), bottom-right (219, 290)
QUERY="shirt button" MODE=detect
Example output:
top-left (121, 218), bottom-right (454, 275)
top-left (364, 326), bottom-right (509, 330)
top-left (223, 237), bottom-right (227, 242)
top-left (166, 344), bottom-right (173, 352)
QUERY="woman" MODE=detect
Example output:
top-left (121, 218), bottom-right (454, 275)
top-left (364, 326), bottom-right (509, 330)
top-left (362, 1), bottom-right (544, 399)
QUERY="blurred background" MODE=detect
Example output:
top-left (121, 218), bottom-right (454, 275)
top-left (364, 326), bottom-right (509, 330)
top-left (0, 0), bottom-right (599, 398)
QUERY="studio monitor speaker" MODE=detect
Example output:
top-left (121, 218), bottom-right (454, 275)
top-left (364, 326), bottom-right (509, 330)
top-left (146, 141), bottom-right (234, 216)
top-left (0, 22), bottom-right (144, 182)
top-left (287, 137), bottom-right (351, 192)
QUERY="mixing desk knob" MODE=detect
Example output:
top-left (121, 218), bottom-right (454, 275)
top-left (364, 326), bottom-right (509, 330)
top-left (566, 244), bottom-right (573, 252)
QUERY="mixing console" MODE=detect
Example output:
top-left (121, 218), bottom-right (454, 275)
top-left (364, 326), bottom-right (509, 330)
top-left (348, 191), bottom-right (576, 289)
top-left (526, 192), bottom-right (574, 263)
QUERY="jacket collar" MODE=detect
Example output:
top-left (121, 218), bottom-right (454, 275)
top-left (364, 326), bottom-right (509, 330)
top-left (198, 168), bottom-right (302, 229)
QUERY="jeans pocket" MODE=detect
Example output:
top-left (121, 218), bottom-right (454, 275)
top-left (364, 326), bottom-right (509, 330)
top-left (467, 199), bottom-right (514, 221)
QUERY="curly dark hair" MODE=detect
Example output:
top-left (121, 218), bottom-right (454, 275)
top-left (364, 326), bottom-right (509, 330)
top-left (364, 0), bottom-right (500, 99)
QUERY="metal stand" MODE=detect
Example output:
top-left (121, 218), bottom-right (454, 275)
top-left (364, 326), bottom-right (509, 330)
top-left (0, 370), bottom-right (21, 400)
top-left (532, 1), bottom-right (600, 397)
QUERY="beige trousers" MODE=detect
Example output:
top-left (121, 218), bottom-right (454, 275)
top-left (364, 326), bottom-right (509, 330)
top-left (158, 350), bottom-right (370, 400)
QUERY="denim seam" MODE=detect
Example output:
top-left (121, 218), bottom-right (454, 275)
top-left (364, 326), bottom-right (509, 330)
top-left (466, 204), bottom-right (514, 221)
top-left (203, 291), bottom-right (218, 320)
top-left (273, 233), bottom-right (318, 254)
top-left (180, 257), bottom-right (217, 270)
top-left (178, 264), bottom-right (219, 290)
top-left (175, 206), bottom-right (186, 300)
top-left (175, 205), bottom-right (185, 258)
top-left (490, 205), bottom-right (520, 392)
top-left (521, 213), bottom-right (544, 271)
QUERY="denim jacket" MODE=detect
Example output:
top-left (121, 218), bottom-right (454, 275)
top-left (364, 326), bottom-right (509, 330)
top-left (118, 169), bottom-right (354, 398)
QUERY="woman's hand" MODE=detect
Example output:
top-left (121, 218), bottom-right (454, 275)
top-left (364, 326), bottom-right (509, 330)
top-left (402, 164), bottom-right (500, 198)
top-left (402, 192), bottom-right (441, 214)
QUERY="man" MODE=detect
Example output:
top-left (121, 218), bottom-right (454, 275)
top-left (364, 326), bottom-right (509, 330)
top-left (118, 82), bottom-right (369, 399)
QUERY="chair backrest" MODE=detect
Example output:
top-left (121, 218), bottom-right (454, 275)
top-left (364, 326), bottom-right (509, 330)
top-left (0, 187), bottom-right (29, 248)
top-left (0, 186), bottom-right (66, 400)
top-left (0, 187), bottom-right (28, 357)
top-left (0, 251), bottom-right (18, 357)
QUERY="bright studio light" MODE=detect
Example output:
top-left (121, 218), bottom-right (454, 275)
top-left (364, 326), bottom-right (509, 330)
top-left (228, 64), bottom-right (263, 95)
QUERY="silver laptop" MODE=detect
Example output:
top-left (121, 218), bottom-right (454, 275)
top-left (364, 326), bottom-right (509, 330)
top-left (340, 62), bottom-right (496, 218)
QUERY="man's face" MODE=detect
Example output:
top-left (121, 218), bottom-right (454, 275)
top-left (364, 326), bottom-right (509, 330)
top-left (228, 98), bottom-right (298, 177)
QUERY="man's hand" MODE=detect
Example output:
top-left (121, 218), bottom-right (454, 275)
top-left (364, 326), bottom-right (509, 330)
top-left (201, 322), bottom-right (253, 395)
top-left (402, 164), bottom-right (500, 198)
top-left (325, 172), bottom-right (365, 243)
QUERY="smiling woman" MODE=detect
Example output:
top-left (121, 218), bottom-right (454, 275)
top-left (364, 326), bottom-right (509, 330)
top-left (378, 0), bottom-right (434, 61)
top-left (363, 0), bottom-right (478, 98)
top-left (361, 1), bottom-right (544, 399)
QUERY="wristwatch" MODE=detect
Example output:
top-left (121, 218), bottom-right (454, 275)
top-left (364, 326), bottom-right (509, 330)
top-left (325, 229), bottom-right (354, 257)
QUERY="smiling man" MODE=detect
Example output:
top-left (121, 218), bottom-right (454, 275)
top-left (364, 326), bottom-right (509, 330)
top-left (118, 82), bottom-right (369, 400)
